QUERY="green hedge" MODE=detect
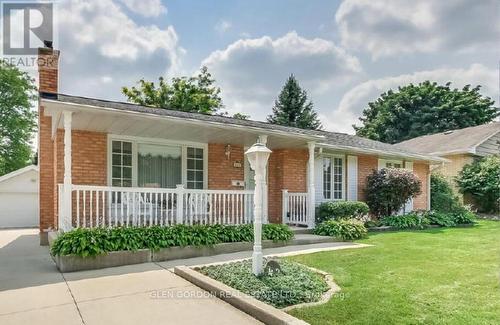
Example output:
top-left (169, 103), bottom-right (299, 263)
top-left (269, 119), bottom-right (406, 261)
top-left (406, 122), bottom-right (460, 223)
top-left (51, 223), bottom-right (294, 257)
top-left (316, 201), bottom-right (369, 223)
top-left (380, 213), bottom-right (430, 229)
top-left (199, 258), bottom-right (328, 308)
top-left (314, 219), bottom-right (367, 240)
top-left (380, 209), bottom-right (476, 230)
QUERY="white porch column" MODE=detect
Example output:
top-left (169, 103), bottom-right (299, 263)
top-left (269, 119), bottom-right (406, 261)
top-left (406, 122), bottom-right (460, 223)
top-left (62, 111), bottom-right (72, 231)
top-left (307, 142), bottom-right (316, 228)
top-left (258, 135), bottom-right (269, 223)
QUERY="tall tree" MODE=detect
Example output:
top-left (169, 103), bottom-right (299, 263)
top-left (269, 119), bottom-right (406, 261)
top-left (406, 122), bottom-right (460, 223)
top-left (122, 66), bottom-right (223, 114)
top-left (355, 81), bottom-right (498, 144)
top-left (267, 74), bottom-right (322, 130)
top-left (0, 62), bottom-right (37, 176)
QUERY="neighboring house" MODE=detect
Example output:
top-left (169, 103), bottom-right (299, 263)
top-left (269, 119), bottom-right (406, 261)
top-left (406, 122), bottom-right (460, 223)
top-left (0, 165), bottom-right (39, 228)
top-left (395, 123), bottom-right (500, 202)
top-left (36, 46), bottom-right (444, 244)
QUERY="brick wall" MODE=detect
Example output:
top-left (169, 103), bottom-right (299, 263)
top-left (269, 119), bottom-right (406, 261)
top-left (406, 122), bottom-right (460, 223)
top-left (357, 155), bottom-right (378, 202)
top-left (268, 149), bottom-right (308, 223)
top-left (413, 162), bottom-right (430, 210)
top-left (208, 143), bottom-right (245, 190)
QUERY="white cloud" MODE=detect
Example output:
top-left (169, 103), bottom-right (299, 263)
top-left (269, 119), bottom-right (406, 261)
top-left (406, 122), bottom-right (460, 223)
top-left (202, 31), bottom-right (362, 119)
top-left (214, 20), bottom-right (232, 33)
top-left (324, 64), bottom-right (498, 133)
top-left (55, 0), bottom-right (184, 100)
top-left (336, 0), bottom-right (500, 58)
top-left (118, 0), bottom-right (167, 17)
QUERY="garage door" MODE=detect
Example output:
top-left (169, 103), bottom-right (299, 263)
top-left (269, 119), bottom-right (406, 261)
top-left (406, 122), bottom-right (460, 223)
top-left (0, 166), bottom-right (39, 228)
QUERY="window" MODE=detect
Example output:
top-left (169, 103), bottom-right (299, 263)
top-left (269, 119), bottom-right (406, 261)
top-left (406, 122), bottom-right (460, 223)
top-left (323, 156), bottom-right (344, 200)
top-left (382, 160), bottom-right (403, 169)
top-left (186, 147), bottom-right (204, 189)
top-left (109, 138), bottom-right (205, 189)
top-left (111, 141), bottom-right (132, 187)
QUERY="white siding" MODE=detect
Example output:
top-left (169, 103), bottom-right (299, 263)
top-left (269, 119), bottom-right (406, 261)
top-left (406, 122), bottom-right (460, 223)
top-left (347, 155), bottom-right (358, 201)
top-left (476, 131), bottom-right (500, 157)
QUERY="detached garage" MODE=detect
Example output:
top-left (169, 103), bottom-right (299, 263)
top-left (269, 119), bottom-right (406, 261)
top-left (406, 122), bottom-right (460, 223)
top-left (0, 165), bottom-right (39, 228)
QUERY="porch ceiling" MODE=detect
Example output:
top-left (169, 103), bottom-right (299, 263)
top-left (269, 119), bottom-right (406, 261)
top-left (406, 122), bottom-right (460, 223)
top-left (42, 99), bottom-right (323, 149)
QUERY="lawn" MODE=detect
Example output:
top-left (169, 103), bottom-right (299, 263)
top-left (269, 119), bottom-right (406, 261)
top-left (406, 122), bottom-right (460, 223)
top-left (288, 220), bottom-right (500, 325)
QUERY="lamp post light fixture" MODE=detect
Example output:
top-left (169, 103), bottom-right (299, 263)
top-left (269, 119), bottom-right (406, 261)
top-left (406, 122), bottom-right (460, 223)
top-left (245, 142), bottom-right (272, 276)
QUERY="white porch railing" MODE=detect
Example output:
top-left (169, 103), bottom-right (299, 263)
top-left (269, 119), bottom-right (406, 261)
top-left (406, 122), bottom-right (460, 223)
top-left (282, 190), bottom-right (309, 227)
top-left (58, 184), bottom-right (254, 231)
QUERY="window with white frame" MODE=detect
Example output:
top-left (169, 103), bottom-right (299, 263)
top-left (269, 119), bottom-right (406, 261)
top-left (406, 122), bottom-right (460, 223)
top-left (323, 156), bottom-right (344, 200)
top-left (186, 147), bottom-right (204, 189)
top-left (111, 141), bottom-right (133, 187)
top-left (109, 138), bottom-right (206, 189)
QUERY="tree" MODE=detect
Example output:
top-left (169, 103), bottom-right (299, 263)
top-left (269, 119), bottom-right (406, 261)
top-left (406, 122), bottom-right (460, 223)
top-left (456, 155), bottom-right (500, 212)
top-left (430, 173), bottom-right (463, 213)
top-left (122, 66), bottom-right (223, 114)
top-left (267, 74), bottom-right (322, 130)
top-left (366, 168), bottom-right (422, 217)
top-left (355, 81), bottom-right (498, 144)
top-left (0, 62), bottom-right (37, 176)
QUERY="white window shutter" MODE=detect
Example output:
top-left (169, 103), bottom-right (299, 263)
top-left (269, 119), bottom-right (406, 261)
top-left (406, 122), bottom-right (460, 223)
top-left (347, 155), bottom-right (358, 201)
top-left (404, 161), bottom-right (414, 213)
top-left (314, 156), bottom-right (323, 203)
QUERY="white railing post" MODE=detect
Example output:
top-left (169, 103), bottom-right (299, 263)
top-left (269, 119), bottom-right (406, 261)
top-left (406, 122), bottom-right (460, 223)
top-left (307, 142), bottom-right (316, 229)
top-left (176, 184), bottom-right (184, 224)
top-left (63, 111), bottom-right (73, 231)
top-left (282, 189), bottom-right (288, 224)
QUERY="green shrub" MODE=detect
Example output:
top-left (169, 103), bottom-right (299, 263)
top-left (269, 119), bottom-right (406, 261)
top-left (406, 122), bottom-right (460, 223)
top-left (456, 155), bottom-right (500, 212)
top-left (450, 207), bottom-right (476, 225)
top-left (314, 219), bottom-right (367, 240)
top-left (51, 223), bottom-right (294, 257)
top-left (380, 213), bottom-right (430, 229)
top-left (199, 258), bottom-right (328, 308)
top-left (424, 210), bottom-right (456, 227)
top-left (366, 168), bottom-right (422, 217)
top-left (316, 201), bottom-right (370, 223)
top-left (431, 173), bottom-right (464, 213)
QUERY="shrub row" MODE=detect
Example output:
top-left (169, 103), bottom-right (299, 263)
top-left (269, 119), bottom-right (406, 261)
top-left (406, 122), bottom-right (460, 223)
top-left (314, 219), bottom-right (367, 240)
top-left (51, 223), bottom-right (294, 257)
top-left (379, 209), bottom-right (476, 230)
top-left (316, 201), bottom-right (369, 223)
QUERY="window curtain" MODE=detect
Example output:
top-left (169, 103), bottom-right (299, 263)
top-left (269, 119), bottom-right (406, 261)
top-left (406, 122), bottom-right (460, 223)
top-left (138, 144), bottom-right (181, 188)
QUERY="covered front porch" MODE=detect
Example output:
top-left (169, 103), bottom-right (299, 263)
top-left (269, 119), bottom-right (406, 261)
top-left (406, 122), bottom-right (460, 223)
top-left (42, 95), bottom-right (323, 231)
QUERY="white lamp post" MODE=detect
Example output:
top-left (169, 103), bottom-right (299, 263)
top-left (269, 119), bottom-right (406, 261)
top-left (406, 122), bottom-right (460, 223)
top-left (245, 142), bottom-right (272, 276)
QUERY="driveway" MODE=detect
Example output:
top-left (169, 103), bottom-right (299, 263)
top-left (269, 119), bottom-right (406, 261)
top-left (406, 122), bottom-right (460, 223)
top-left (0, 228), bottom-right (260, 325)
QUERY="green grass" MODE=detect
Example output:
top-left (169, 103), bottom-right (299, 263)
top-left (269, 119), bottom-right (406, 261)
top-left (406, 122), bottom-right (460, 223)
top-left (287, 220), bottom-right (500, 325)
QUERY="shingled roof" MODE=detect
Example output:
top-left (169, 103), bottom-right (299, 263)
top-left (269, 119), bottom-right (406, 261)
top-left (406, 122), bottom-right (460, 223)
top-left (40, 92), bottom-right (444, 162)
top-left (395, 123), bottom-right (500, 155)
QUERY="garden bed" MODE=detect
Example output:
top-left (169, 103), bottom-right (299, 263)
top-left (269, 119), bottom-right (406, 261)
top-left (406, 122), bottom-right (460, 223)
top-left (197, 258), bottom-right (331, 308)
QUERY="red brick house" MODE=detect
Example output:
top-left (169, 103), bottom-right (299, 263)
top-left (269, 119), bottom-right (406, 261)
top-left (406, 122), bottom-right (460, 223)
top-left (37, 46), bottom-right (444, 244)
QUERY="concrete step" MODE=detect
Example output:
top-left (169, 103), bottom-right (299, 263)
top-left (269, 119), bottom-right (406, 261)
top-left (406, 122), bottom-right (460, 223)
top-left (289, 226), bottom-right (314, 235)
top-left (290, 233), bottom-right (337, 245)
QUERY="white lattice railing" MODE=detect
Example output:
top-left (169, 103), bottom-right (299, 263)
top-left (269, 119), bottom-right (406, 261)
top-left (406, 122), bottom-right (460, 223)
top-left (58, 184), bottom-right (254, 230)
top-left (282, 190), bottom-right (309, 227)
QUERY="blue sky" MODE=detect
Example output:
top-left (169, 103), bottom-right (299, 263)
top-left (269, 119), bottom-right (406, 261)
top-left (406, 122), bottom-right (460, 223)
top-left (53, 0), bottom-right (499, 133)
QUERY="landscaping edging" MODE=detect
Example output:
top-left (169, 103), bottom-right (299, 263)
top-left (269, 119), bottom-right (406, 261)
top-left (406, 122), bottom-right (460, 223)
top-left (368, 223), bottom-right (474, 232)
top-left (50, 232), bottom-right (337, 272)
top-left (174, 265), bottom-right (308, 325)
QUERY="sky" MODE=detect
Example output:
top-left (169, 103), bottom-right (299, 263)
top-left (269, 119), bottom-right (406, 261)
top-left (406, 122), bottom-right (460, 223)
top-left (50, 0), bottom-right (500, 134)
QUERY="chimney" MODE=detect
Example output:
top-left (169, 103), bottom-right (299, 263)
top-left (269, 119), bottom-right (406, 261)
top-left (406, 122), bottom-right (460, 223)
top-left (37, 41), bottom-right (59, 94)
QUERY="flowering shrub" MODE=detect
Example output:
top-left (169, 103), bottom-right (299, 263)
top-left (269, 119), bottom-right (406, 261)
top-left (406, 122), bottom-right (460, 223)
top-left (366, 168), bottom-right (422, 217)
top-left (316, 201), bottom-right (370, 223)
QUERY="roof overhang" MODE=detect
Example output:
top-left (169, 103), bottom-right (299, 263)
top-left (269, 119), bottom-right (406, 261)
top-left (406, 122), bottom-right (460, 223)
top-left (41, 98), bottom-right (325, 149)
top-left (317, 142), bottom-right (449, 164)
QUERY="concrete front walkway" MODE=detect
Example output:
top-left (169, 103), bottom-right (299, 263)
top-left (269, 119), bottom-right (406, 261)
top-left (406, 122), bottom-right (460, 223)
top-left (0, 229), bottom-right (259, 325)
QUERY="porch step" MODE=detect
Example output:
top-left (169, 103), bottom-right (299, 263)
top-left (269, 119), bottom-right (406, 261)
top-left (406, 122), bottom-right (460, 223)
top-left (290, 226), bottom-right (314, 235)
top-left (290, 233), bottom-right (336, 245)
